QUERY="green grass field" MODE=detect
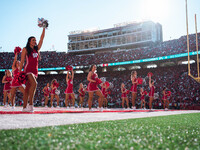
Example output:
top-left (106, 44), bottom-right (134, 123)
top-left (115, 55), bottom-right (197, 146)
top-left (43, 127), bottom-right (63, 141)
top-left (0, 113), bottom-right (200, 150)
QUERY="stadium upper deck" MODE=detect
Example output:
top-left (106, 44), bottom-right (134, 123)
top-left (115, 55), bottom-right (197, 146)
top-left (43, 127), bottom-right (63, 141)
top-left (68, 21), bottom-right (162, 53)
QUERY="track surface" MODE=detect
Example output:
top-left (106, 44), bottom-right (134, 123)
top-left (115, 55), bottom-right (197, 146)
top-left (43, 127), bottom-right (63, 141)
top-left (0, 106), bottom-right (199, 130)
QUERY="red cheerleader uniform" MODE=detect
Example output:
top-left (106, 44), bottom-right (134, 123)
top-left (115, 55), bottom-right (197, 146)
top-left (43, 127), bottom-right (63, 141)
top-left (51, 86), bottom-right (56, 95)
top-left (131, 78), bottom-right (137, 93)
top-left (3, 77), bottom-right (12, 92)
top-left (149, 86), bottom-right (155, 97)
top-left (44, 87), bottom-right (50, 97)
top-left (65, 79), bottom-right (73, 94)
top-left (79, 88), bottom-right (85, 97)
top-left (162, 91), bottom-right (167, 100)
top-left (121, 88), bottom-right (127, 98)
top-left (141, 92), bottom-right (145, 100)
top-left (87, 72), bottom-right (99, 92)
top-left (11, 68), bottom-right (22, 88)
top-left (24, 49), bottom-right (39, 78)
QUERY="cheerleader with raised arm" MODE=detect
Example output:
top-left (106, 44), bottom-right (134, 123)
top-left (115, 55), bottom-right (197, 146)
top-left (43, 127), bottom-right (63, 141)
top-left (2, 70), bottom-right (12, 107)
top-left (19, 28), bottom-right (46, 112)
top-left (10, 49), bottom-right (25, 109)
top-left (87, 64), bottom-right (104, 111)
top-left (130, 71), bottom-right (138, 109)
top-left (78, 83), bottom-right (86, 108)
top-left (42, 83), bottom-right (50, 108)
top-left (50, 79), bottom-right (60, 108)
top-left (65, 69), bottom-right (75, 108)
top-left (121, 83), bottom-right (129, 109)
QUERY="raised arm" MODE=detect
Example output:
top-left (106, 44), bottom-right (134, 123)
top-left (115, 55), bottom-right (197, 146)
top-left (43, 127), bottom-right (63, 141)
top-left (66, 71), bottom-right (69, 82)
top-left (71, 69), bottom-right (74, 81)
top-left (19, 48), bottom-right (27, 72)
top-left (149, 76), bottom-right (152, 88)
top-left (38, 28), bottom-right (45, 51)
top-left (12, 53), bottom-right (18, 70)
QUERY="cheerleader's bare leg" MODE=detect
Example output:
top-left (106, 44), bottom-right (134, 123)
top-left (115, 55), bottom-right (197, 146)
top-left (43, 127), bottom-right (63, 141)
top-left (65, 94), bottom-right (69, 107)
top-left (26, 74), bottom-right (37, 105)
top-left (88, 92), bottom-right (94, 109)
top-left (50, 95), bottom-right (54, 107)
top-left (3, 91), bottom-right (8, 106)
top-left (55, 95), bottom-right (59, 107)
top-left (95, 90), bottom-right (103, 108)
top-left (132, 93), bottom-right (137, 108)
top-left (71, 94), bottom-right (75, 107)
top-left (122, 97), bottom-right (125, 108)
top-left (126, 97), bottom-right (129, 108)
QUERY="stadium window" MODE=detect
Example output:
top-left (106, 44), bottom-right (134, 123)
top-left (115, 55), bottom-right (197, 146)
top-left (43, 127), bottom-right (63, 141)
top-left (181, 60), bottom-right (195, 64)
top-left (38, 72), bottom-right (45, 75)
top-left (147, 64), bottom-right (157, 68)
top-left (49, 71), bottom-right (58, 74)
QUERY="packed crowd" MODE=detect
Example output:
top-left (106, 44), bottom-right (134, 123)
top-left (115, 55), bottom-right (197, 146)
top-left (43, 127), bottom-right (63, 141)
top-left (0, 33), bottom-right (199, 69)
top-left (1, 64), bottom-right (199, 109)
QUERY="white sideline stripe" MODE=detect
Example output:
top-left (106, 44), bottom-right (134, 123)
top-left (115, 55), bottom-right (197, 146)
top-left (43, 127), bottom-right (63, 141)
top-left (0, 110), bottom-right (199, 130)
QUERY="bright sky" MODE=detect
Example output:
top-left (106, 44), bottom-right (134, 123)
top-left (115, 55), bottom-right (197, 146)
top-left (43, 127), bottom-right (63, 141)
top-left (0, 0), bottom-right (199, 52)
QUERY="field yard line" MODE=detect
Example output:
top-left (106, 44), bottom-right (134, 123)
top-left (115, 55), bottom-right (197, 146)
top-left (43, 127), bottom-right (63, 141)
top-left (0, 110), bottom-right (199, 130)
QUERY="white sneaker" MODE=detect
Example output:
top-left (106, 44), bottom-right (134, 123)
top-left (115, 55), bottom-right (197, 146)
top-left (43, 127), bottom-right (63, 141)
top-left (97, 107), bottom-right (99, 109)
top-left (67, 106), bottom-right (69, 109)
top-left (100, 107), bottom-right (103, 112)
top-left (22, 105), bottom-right (34, 112)
top-left (89, 108), bottom-right (94, 111)
top-left (12, 106), bottom-right (15, 110)
top-left (45, 105), bottom-right (48, 108)
top-left (51, 106), bottom-right (54, 109)
top-left (4, 105), bottom-right (7, 108)
top-left (56, 106), bottom-right (60, 108)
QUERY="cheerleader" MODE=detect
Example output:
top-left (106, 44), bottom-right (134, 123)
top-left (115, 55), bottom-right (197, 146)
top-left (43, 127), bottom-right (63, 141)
top-left (130, 71), bottom-right (138, 109)
top-left (149, 75), bottom-right (155, 110)
top-left (19, 28), bottom-right (45, 112)
top-left (121, 83), bottom-right (129, 109)
top-left (65, 70), bottom-right (75, 108)
top-left (162, 87), bottom-right (169, 110)
top-left (50, 79), bottom-right (60, 108)
top-left (2, 70), bottom-right (12, 107)
top-left (42, 83), bottom-right (50, 107)
top-left (87, 64), bottom-right (103, 111)
top-left (78, 83), bottom-right (86, 108)
top-left (140, 88), bottom-right (146, 109)
top-left (10, 52), bottom-right (25, 109)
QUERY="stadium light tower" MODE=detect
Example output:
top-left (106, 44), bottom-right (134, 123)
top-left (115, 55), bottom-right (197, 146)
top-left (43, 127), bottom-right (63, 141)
top-left (185, 0), bottom-right (200, 83)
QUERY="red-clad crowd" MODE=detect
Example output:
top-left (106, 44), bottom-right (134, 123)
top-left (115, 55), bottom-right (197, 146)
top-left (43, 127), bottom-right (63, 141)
top-left (0, 33), bottom-right (199, 69)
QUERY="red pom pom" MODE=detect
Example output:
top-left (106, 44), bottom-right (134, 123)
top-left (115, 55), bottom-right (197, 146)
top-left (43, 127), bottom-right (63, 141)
top-left (105, 81), bottom-right (110, 88)
top-left (53, 81), bottom-right (59, 88)
top-left (144, 91), bottom-right (148, 95)
top-left (108, 90), bottom-right (111, 94)
top-left (7, 77), bottom-right (12, 81)
top-left (137, 78), bottom-right (143, 85)
top-left (14, 47), bottom-right (22, 55)
top-left (65, 65), bottom-right (73, 71)
top-left (168, 91), bottom-right (171, 96)
top-left (148, 72), bottom-right (153, 77)
top-left (126, 90), bottom-right (130, 94)
top-left (18, 71), bottom-right (27, 84)
top-left (95, 78), bottom-right (102, 85)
